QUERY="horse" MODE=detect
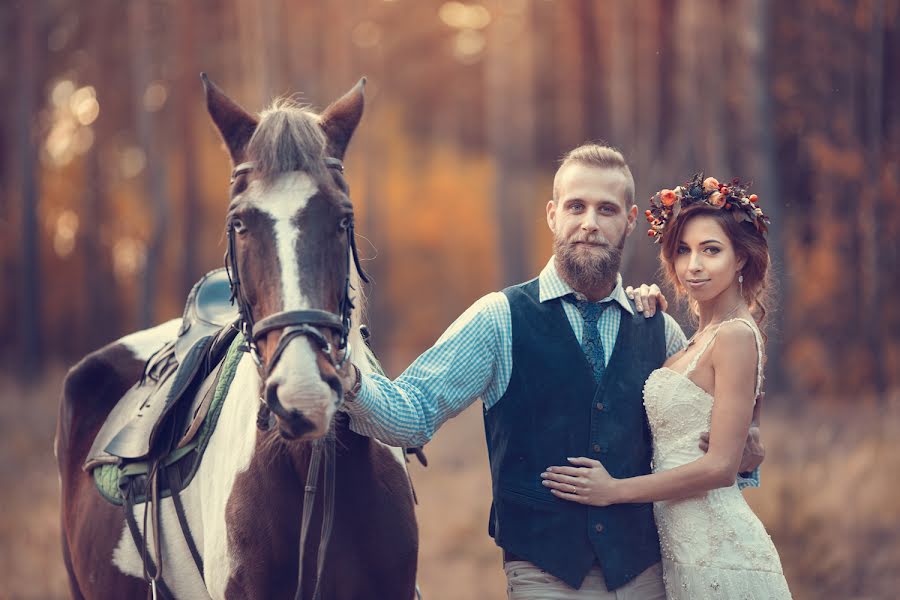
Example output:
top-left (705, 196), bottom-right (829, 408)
top-left (56, 75), bottom-right (419, 600)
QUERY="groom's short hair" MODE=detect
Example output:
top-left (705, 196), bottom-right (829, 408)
top-left (553, 144), bottom-right (635, 206)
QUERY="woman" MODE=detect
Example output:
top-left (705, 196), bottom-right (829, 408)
top-left (542, 174), bottom-right (792, 599)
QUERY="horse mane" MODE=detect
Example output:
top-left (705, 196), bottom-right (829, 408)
top-left (347, 260), bottom-right (372, 377)
top-left (246, 98), bottom-right (329, 186)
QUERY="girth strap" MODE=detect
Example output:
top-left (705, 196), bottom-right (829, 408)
top-left (166, 466), bottom-right (205, 577)
top-left (123, 464), bottom-right (205, 598)
top-left (124, 475), bottom-right (175, 600)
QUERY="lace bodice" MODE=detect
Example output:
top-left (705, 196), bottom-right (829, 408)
top-left (642, 318), bottom-right (792, 599)
top-left (644, 317), bottom-right (763, 471)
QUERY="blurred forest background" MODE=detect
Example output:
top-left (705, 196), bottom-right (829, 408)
top-left (2, 0), bottom-right (899, 598)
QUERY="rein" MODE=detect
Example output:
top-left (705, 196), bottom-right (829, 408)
top-left (225, 156), bottom-right (367, 600)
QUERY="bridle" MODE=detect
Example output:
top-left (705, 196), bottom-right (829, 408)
top-left (224, 156), bottom-right (370, 380)
top-left (223, 156), bottom-right (369, 600)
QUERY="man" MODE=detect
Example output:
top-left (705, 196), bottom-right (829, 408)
top-left (341, 144), bottom-right (763, 598)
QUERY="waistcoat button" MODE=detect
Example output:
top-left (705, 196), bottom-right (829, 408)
top-left (595, 523), bottom-right (604, 533)
top-left (592, 444), bottom-right (602, 453)
top-left (595, 402), bottom-right (604, 411)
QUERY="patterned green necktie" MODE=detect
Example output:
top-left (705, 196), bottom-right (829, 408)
top-left (573, 298), bottom-right (611, 383)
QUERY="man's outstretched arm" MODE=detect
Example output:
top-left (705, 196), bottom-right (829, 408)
top-left (341, 292), bottom-right (510, 447)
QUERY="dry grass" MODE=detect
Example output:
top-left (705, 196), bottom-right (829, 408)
top-left (2, 367), bottom-right (897, 599)
top-left (0, 366), bottom-right (71, 600)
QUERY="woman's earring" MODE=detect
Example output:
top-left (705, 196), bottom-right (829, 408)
top-left (738, 273), bottom-right (744, 296)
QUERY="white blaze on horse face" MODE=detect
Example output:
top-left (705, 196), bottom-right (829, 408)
top-left (242, 173), bottom-right (339, 432)
top-left (241, 174), bottom-right (314, 311)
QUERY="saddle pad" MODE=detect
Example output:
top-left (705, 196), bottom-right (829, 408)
top-left (93, 333), bottom-right (246, 505)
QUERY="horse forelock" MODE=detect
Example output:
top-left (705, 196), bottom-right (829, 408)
top-left (246, 100), bottom-right (329, 186)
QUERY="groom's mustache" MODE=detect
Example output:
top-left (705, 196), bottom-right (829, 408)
top-left (569, 235), bottom-right (611, 247)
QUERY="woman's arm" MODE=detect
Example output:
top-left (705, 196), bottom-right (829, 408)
top-left (542, 321), bottom-right (760, 506)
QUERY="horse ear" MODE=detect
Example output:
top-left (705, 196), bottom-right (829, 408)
top-left (319, 77), bottom-right (366, 160)
top-left (201, 73), bottom-right (258, 165)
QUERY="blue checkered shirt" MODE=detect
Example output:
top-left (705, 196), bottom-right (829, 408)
top-left (343, 257), bottom-right (759, 488)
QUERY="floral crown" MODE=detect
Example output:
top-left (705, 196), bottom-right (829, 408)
top-left (645, 173), bottom-right (770, 243)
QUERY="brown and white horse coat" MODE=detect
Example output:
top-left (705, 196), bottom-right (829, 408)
top-left (57, 77), bottom-right (418, 600)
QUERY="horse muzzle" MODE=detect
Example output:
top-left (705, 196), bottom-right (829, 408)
top-left (263, 337), bottom-right (343, 440)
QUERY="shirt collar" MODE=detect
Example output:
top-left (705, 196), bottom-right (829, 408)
top-left (538, 257), bottom-right (635, 315)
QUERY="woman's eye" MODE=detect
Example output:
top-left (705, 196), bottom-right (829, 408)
top-left (676, 246), bottom-right (689, 254)
top-left (704, 247), bottom-right (720, 254)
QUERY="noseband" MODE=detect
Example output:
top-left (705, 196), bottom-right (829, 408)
top-left (224, 156), bottom-right (370, 381)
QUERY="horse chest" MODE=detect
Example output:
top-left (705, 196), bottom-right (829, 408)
top-left (194, 358), bottom-right (264, 598)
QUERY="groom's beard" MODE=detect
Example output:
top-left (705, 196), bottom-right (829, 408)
top-left (554, 231), bottom-right (626, 293)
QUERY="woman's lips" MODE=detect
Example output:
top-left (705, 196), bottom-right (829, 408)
top-left (686, 279), bottom-right (710, 289)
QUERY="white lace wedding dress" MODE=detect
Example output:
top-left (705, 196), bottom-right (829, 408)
top-left (643, 318), bottom-right (792, 599)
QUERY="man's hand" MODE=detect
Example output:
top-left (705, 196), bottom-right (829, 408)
top-left (339, 362), bottom-right (361, 402)
top-left (698, 426), bottom-right (765, 474)
top-left (624, 283), bottom-right (668, 317)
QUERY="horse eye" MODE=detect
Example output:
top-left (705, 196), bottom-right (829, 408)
top-left (230, 218), bottom-right (247, 234)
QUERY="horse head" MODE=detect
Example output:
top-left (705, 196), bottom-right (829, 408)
top-left (203, 74), bottom-right (367, 441)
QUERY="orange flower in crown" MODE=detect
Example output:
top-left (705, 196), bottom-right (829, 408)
top-left (645, 173), bottom-right (770, 243)
top-left (659, 189), bottom-right (678, 207)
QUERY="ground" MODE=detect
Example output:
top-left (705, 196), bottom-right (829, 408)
top-left (2, 367), bottom-right (898, 599)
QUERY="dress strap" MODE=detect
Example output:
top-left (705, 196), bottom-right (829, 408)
top-left (683, 318), bottom-right (764, 397)
top-left (727, 318), bottom-right (765, 397)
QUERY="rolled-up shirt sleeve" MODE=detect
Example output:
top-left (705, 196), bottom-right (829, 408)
top-left (342, 292), bottom-right (510, 447)
top-left (738, 468), bottom-right (760, 489)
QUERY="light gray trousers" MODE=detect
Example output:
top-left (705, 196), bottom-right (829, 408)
top-left (504, 561), bottom-right (666, 600)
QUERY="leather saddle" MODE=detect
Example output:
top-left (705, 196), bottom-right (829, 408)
top-left (85, 268), bottom-right (239, 473)
top-left (85, 267), bottom-right (427, 503)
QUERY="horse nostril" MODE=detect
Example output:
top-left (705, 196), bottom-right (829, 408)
top-left (286, 414), bottom-right (316, 437)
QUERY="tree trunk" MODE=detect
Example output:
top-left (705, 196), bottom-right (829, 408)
top-left (131, 1), bottom-right (168, 328)
top-left (17, 0), bottom-right (42, 375)
top-left (177, 0), bottom-right (201, 299)
top-left (575, 0), bottom-right (608, 141)
top-left (733, 0), bottom-right (785, 389)
top-left (861, 0), bottom-right (886, 395)
top-left (486, 0), bottom-right (536, 286)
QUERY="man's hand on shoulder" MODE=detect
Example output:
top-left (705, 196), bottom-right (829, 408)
top-left (624, 283), bottom-right (668, 317)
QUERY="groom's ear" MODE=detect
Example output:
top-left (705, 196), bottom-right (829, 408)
top-left (625, 203), bottom-right (638, 235)
top-left (546, 199), bottom-right (558, 233)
